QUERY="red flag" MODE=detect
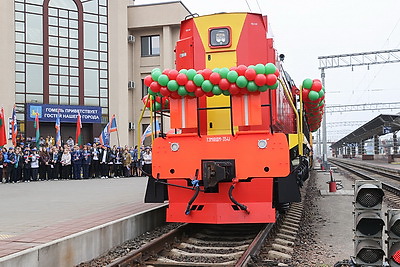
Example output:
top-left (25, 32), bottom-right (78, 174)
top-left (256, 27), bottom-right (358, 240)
top-left (76, 111), bottom-right (82, 146)
top-left (0, 108), bottom-right (7, 147)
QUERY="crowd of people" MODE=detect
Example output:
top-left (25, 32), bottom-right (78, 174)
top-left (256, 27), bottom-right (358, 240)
top-left (0, 136), bottom-right (153, 184)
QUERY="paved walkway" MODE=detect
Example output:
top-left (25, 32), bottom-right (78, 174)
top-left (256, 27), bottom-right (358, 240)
top-left (0, 177), bottom-right (162, 258)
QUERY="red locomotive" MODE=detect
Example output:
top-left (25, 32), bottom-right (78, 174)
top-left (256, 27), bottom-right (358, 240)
top-left (142, 12), bottom-right (323, 224)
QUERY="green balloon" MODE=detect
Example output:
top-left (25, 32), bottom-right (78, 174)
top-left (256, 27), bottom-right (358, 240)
top-left (186, 69), bottom-right (197, 80)
top-left (151, 68), bottom-right (161, 74)
top-left (236, 76), bottom-right (248, 88)
top-left (212, 68), bottom-right (220, 73)
top-left (227, 70), bottom-right (239, 83)
top-left (193, 74), bottom-right (205, 86)
top-left (212, 85), bottom-right (222, 95)
top-left (265, 63), bottom-right (276, 74)
top-left (318, 100), bottom-right (325, 107)
top-left (148, 88), bottom-right (156, 96)
top-left (308, 90), bottom-right (319, 101)
top-left (222, 90), bottom-right (231, 96)
top-left (219, 67), bottom-right (230, 79)
top-left (158, 74), bottom-right (169, 86)
top-left (248, 65), bottom-right (255, 70)
top-left (258, 85), bottom-right (269, 92)
top-left (201, 80), bottom-right (213, 92)
top-left (318, 90), bottom-right (325, 98)
top-left (302, 78), bottom-right (313, 89)
top-left (188, 92), bottom-right (195, 97)
top-left (151, 70), bottom-right (162, 81)
top-left (269, 81), bottom-right (279, 90)
top-left (179, 69), bottom-right (187, 74)
top-left (247, 81), bottom-right (258, 92)
top-left (154, 102), bottom-right (162, 111)
top-left (255, 64), bottom-right (265, 74)
top-left (167, 80), bottom-right (179, 91)
top-left (177, 86), bottom-right (188, 96)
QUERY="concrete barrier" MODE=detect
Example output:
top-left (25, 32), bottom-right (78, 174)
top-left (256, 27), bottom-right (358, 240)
top-left (0, 204), bottom-right (167, 267)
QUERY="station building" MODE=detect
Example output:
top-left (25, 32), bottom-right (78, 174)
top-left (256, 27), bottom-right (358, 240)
top-left (0, 0), bottom-right (191, 146)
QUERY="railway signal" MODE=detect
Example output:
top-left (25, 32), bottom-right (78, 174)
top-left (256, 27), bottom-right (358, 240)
top-left (353, 180), bottom-right (385, 266)
top-left (387, 209), bottom-right (400, 266)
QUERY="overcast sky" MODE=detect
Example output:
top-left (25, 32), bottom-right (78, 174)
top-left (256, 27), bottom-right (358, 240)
top-left (135, 0), bottom-right (400, 141)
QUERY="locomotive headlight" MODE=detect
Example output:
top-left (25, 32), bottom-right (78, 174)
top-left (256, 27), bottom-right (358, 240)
top-left (258, 139), bottom-right (268, 149)
top-left (170, 142), bottom-right (180, 152)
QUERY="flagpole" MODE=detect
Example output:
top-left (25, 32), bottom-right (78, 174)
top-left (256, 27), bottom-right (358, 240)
top-left (116, 121), bottom-right (120, 148)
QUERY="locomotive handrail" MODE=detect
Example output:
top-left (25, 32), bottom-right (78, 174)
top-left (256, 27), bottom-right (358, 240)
top-left (137, 95), bottom-right (151, 160)
top-left (278, 77), bottom-right (303, 156)
top-left (196, 96), bottom-right (235, 137)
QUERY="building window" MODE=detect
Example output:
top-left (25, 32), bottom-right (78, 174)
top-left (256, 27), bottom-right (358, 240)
top-left (141, 79), bottom-right (149, 98)
top-left (14, 0), bottom-right (109, 137)
top-left (141, 35), bottom-right (160, 57)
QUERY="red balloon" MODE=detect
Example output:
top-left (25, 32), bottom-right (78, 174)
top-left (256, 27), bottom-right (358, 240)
top-left (144, 75), bottom-right (153, 87)
top-left (170, 91), bottom-right (181, 99)
top-left (311, 80), bottom-right (323, 92)
top-left (160, 86), bottom-right (170, 96)
top-left (205, 91), bottom-right (214, 97)
top-left (229, 84), bottom-right (240, 95)
top-left (230, 66), bottom-right (238, 71)
top-left (142, 95), bottom-right (151, 108)
top-left (162, 68), bottom-right (170, 75)
top-left (236, 65), bottom-right (247, 76)
top-left (196, 70), bottom-right (203, 74)
top-left (254, 74), bottom-right (267, 86)
top-left (239, 87), bottom-right (249, 95)
top-left (168, 69), bottom-right (179, 80)
top-left (185, 80), bottom-right (197, 92)
top-left (302, 88), bottom-right (310, 101)
top-left (194, 87), bottom-right (204, 97)
top-left (202, 69), bottom-right (212, 80)
top-left (274, 68), bottom-right (280, 77)
top-left (244, 68), bottom-right (257, 81)
top-left (176, 73), bottom-right (188, 86)
top-left (155, 96), bottom-right (162, 103)
top-left (265, 74), bottom-right (277, 86)
top-left (219, 78), bottom-right (230, 90)
top-left (209, 72), bottom-right (221, 85)
top-left (150, 81), bottom-right (161, 93)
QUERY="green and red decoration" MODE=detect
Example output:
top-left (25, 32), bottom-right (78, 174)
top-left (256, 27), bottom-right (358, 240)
top-left (302, 78), bottom-right (325, 132)
top-left (143, 63), bottom-right (280, 111)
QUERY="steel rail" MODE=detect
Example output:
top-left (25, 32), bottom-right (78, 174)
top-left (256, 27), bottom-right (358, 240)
top-left (106, 223), bottom-right (189, 267)
top-left (329, 159), bottom-right (400, 196)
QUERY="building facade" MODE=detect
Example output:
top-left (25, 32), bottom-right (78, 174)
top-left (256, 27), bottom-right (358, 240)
top-left (0, 0), bottom-right (190, 147)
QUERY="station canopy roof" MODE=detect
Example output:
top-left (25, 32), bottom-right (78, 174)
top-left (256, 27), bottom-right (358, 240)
top-left (331, 114), bottom-right (400, 149)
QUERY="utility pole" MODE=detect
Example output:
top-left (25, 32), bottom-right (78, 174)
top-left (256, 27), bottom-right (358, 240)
top-left (318, 48), bottom-right (400, 169)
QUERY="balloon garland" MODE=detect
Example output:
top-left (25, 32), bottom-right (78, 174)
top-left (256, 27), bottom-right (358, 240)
top-left (142, 63), bottom-right (281, 110)
top-left (302, 78), bottom-right (325, 132)
top-left (142, 65), bottom-right (326, 132)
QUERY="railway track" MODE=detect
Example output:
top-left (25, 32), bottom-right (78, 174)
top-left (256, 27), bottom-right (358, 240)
top-left (329, 158), bottom-right (400, 205)
top-left (106, 202), bottom-right (305, 267)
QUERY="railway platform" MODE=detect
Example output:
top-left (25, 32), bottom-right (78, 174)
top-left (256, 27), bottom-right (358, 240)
top-left (307, 165), bottom-right (354, 265)
top-left (0, 177), bottom-right (166, 267)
